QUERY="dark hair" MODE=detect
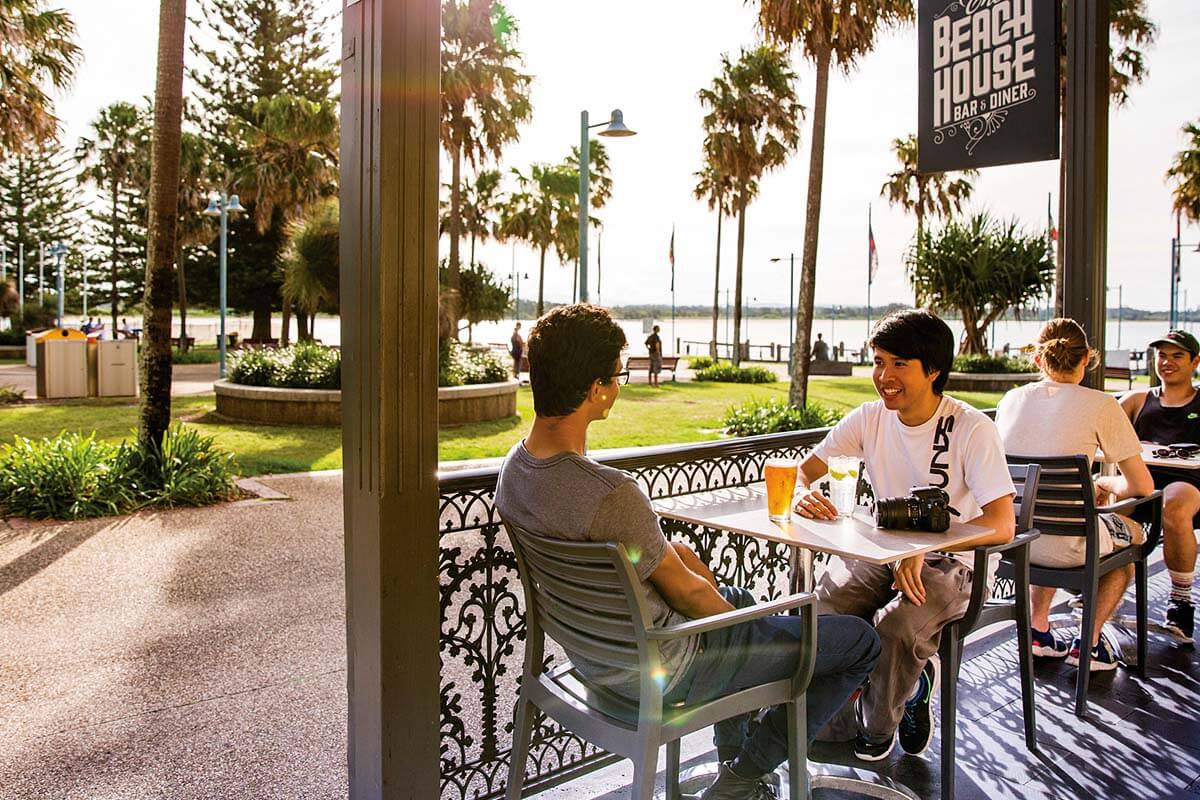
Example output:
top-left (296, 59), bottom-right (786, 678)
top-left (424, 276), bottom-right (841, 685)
top-left (528, 304), bottom-right (627, 417)
top-left (868, 309), bottom-right (955, 394)
top-left (1036, 318), bottom-right (1097, 375)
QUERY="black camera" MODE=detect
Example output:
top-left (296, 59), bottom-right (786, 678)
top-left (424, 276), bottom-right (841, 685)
top-left (873, 487), bottom-right (953, 533)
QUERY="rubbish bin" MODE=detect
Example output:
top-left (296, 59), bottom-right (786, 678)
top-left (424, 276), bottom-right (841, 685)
top-left (35, 328), bottom-right (89, 399)
top-left (91, 339), bottom-right (139, 397)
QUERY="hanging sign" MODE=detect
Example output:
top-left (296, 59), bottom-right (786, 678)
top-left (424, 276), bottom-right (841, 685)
top-left (918, 0), bottom-right (1060, 173)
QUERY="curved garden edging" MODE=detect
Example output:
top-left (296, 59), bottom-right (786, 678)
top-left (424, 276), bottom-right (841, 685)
top-left (943, 371), bottom-right (1041, 393)
top-left (213, 378), bottom-right (520, 426)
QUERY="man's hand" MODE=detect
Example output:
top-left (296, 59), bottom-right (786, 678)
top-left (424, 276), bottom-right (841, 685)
top-left (794, 488), bottom-right (838, 520)
top-left (892, 554), bottom-right (927, 606)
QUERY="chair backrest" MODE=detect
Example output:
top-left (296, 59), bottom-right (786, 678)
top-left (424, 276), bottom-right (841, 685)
top-left (504, 522), bottom-right (654, 680)
top-left (1008, 462), bottom-right (1041, 534)
top-left (1006, 454), bottom-right (1096, 538)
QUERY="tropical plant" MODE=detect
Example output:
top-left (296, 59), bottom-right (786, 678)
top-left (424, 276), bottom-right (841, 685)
top-left (498, 162), bottom-right (577, 317)
top-left (228, 341), bottom-right (341, 389)
top-left (281, 199), bottom-right (339, 342)
top-left (694, 162), bottom-right (735, 358)
top-left (951, 354), bottom-right (1035, 374)
top-left (438, 338), bottom-right (510, 387)
top-left (1166, 120), bottom-right (1200, 227)
top-left (76, 101), bottom-right (150, 331)
top-left (441, 168), bottom-right (503, 267)
top-left (908, 214), bottom-right (1054, 355)
top-left (693, 362), bottom-right (777, 384)
top-left (723, 397), bottom-right (842, 436)
top-left (880, 133), bottom-right (976, 250)
top-left (438, 261), bottom-right (511, 342)
top-left (756, 0), bottom-right (914, 404)
top-left (441, 0), bottom-right (532, 327)
top-left (0, 384), bottom-right (23, 404)
top-left (697, 45), bottom-right (803, 367)
top-left (0, 1), bottom-right (81, 154)
top-left (138, 0), bottom-right (189, 454)
top-left (686, 355), bottom-right (715, 370)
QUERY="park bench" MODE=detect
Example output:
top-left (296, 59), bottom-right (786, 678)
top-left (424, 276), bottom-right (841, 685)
top-left (238, 337), bottom-right (279, 349)
top-left (627, 355), bottom-right (679, 381)
top-left (1104, 349), bottom-right (1133, 389)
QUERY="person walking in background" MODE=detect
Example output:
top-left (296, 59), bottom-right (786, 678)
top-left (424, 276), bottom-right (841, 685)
top-left (645, 324), bottom-right (663, 388)
top-left (510, 322), bottom-right (525, 380)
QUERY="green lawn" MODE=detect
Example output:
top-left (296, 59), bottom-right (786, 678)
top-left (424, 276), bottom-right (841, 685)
top-left (0, 377), bottom-right (1007, 476)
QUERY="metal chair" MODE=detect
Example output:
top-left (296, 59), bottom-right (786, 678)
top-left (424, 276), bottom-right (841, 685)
top-left (1006, 453), bottom-right (1163, 716)
top-left (503, 522), bottom-right (818, 800)
top-left (937, 462), bottom-right (1041, 800)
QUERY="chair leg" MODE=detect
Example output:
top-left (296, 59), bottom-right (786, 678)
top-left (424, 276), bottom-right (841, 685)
top-left (1076, 590), bottom-right (1096, 717)
top-left (630, 737), bottom-right (660, 800)
top-left (506, 696), bottom-right (536, 800)
top-left (787, 698), bottom-right (810, 800)
top-left (939, 632), bottom-right (961, 800)
top-left (1136, 557), bottom-right (1149, 678)
top-left (665, 738), bottom-right (681, 800)
top-left (1012, 553), bottom-right (1038, 751)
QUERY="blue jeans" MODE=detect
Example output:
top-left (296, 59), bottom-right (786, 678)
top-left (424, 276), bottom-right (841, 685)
top-left (669, 585), bottom-right (880, 774)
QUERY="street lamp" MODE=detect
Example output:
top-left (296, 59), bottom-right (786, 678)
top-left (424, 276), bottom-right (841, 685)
top-left (578, 108), bottom-right (635, 303)
top-left (770, 254), bottom-right (795, 363)
top-left (49, 242), bottom-right (67, 327)
top-left (204, 192), bottom-right (244, 378)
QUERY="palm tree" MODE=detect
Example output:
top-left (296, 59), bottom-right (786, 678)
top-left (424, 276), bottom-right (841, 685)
top-left (282, 199), bottom-right (339, 341)
top-left (77, 102), bottom-right (149, 332)
top-left (697, 46), bottom-right (803, 367)
top-left (441, 0), bottom-right (532, 328)
top-left (498, 162), bottom-right (577, 317)
top-left (0, 1), bottom-right (80, 154)
top-left (563, 140), bottom-right (612, 302)
top-left (139, 0), bottom-right (187, 454)
top-left (880, 133), bottom-right (976, 253)
top-left (694, 157), bottom-right (735, 359)
top-left (756, 0), bottom-right (913, 404)
top-left (1167, 120), bottom-right (1200, 227)
top-left (440, 168), bottom-right (503, 267)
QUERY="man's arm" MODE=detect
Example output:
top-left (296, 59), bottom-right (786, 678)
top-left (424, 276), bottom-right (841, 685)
top-left (1119, 390), bottom-right (1148, 427)
top-left (648, 545), bottom-right (734, 619)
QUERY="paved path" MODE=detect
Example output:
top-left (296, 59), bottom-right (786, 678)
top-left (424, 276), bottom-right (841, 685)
top-left (0, 362), bottom-right (220, 400)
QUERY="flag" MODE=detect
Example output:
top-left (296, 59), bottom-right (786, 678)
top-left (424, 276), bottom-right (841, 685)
top-left (1048, 193), bottom-right (1058, 242)
top-left (868, 211), bottom-right (879, 285)
top-left (669, 225), bottom-right (675, 291)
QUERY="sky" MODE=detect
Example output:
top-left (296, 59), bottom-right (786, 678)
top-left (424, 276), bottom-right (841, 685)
top-left (52, 0), bottom-right (1200, 312)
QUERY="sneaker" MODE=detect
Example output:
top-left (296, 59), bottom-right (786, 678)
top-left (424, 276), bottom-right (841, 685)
top-left (1031, 626), bottom-right (1070, 658)
top-left (699, 762), bottom-right (779, 800)
top-left (898, 657), bottom-right (939, 756)
top-left (853, 731), bottom-right (895, 762)
top-left (1065, 634), bottom-right (1122, 672)
top-left (1163, 600), bottom-right (1196, 645)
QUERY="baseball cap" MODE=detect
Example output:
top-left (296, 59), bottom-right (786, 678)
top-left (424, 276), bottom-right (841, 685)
top-left (1150, 329), bottom-right (1200, 358)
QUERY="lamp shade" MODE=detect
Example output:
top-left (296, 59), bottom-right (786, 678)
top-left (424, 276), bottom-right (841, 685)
top-left (227, 194), bottom-right (245, 214)
top-left (203, 198), bottom-right (221, 217)
top-left (599, 109), bottom-right (636, 137)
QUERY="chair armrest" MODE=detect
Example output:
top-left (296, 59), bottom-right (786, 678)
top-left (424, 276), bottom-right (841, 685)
top-left (958, 530), bottom-right (1040, 635)
top-left (644, 591), bottom-right (817, 640)
top-left (1097, 489), bottom-right (1162, 517)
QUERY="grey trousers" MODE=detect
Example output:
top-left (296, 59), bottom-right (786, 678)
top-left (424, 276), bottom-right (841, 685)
top-left (815, 555), bottom-right (972, 740)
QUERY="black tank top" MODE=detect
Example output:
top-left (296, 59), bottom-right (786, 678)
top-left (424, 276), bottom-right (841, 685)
top-left (1133, 387), bottom-right (1200, 445)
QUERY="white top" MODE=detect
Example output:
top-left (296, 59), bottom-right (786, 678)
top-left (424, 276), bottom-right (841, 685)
top-left (996, 380), bottom-right (1142, 467)
top-left (812, 394), bottom-right (1015, 570)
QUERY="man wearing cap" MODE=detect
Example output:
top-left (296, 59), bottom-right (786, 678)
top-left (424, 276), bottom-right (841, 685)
top-left (1120, 329), bottom-right (1200, 644)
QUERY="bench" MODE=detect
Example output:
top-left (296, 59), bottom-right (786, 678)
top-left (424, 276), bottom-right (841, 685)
top-left (238, 337), bottom-right (278, 349)
top-left (627, 355), bottom-right (679, 381)
top-left (1104, 349), bottom-right (1133, 389)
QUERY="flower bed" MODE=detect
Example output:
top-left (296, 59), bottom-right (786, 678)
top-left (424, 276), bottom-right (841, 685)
top-left (943, 371), bottom-right (1041, 393)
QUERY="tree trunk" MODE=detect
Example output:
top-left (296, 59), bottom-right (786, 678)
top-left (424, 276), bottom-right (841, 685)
top-left (251, 295), bottom-right (272, 340)
top-left (789, 46), bottom-right (831, 409)
top-left (710, 209), bottom-right (722, 358)
top-left (281, 297), bottom-right (292, 346)
top-left (297, 309), bottom-right (311, 342)
top-left (447, 138), bottom-right (463, 336)
top-left (111, 183), bottom-right (120, 332)
top-left (138, 0), bottom-right (186, 454)
top-left (732, 200), bottom-right (746, 367)
top-left (536, 245), bottom-right (547, 318)
top-left (176, 239), bottom-right (188, 352)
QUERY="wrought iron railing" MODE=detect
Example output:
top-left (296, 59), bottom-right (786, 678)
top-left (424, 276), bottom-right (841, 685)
top-left (437, 428), bottom-right (832, 800)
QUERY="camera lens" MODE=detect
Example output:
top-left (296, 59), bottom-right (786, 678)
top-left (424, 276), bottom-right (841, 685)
top-left (874, 497), bottom-right (913, 530)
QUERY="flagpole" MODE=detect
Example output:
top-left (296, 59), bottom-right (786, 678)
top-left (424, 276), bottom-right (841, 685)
top-left (867, 204), bottom-right (873, 342)
top-left (670, 224), bottom-right (676, 356)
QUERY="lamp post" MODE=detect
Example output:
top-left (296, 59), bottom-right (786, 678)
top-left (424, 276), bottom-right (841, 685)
top-left (578, 108), bottom-right (635, 303)
top-left (204, 192), bottom-right (245, 378)
top-left (17, 243), bottom-right (23, 318)
top-left (82, 255), bottom-right (88, 318)
top-left (38, 242), bottom-right (44, 306)
top-left (770, 254), bottom-right (795, 364)
top-left (49, 242), bottom-right (67, 327)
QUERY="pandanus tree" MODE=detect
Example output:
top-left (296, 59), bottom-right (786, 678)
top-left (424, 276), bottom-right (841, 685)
top-left (754, 0), bottom-right (914, 404)
top-left (697, 45), bottom-right (802, 367)
top-left (694, 162), bottom-right (735, 359)
top-left (880, 133), bottom-right (976, 256)
top-left (441, 0), bottom-right (532, 330)
top-left (1166, 120), bottom-right (1200, 227)
top-left (0, 0), bottom-right (80, 154)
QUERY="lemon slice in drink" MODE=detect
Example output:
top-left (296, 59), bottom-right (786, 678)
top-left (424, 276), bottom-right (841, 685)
top-left (829, 469), bottom-right (848, 481)
top-left (847, 468), bottom-right (858, 478)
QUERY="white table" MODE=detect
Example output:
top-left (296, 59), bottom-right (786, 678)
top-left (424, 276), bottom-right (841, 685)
top-left (1099, 441), bottom-right (1200, 470)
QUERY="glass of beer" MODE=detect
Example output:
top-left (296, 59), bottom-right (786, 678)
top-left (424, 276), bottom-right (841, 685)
top-left (765, 458), bottom-right (799, 522)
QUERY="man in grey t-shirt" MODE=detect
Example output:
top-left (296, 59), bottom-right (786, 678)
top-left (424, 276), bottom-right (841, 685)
top-left (495, 304), bottom-right (879, 800)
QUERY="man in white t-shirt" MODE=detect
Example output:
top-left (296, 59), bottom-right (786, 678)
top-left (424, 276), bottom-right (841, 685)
top-left (792, 309), bottom-right (1016, 762)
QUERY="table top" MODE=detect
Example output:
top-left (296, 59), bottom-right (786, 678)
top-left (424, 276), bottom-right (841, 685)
top-left (1099, 442), bottom-right (1200, 470)
top-left (654, 485), bottom-right (992, 566)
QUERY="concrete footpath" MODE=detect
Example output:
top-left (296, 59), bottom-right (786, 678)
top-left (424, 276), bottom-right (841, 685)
top-left (0, 362), bottom-right (222, 400)
top-left (0, 473), bottom-right (348, 800)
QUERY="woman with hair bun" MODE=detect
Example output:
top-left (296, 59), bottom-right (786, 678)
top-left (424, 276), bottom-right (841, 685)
top-left (995, 318), bottom-right (1154, 671)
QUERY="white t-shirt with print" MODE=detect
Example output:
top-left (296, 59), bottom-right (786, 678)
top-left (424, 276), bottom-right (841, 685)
top-left (812, 394), bottom-right (1015, 570)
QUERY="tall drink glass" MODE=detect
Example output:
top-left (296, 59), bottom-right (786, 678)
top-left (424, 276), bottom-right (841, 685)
top-left (765, 458), bottom-right (798, 522)
top-left (827, 456), bottom-right (859, 517)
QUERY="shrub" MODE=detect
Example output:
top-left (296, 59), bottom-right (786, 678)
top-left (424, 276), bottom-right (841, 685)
top-left (171, 347), bottom-right (222, 364)
top-left (694, 361), bottom-right (777, 384)
top-left (0, 327), bottom-right (25, 346)
top-left (439, 339), bottom-right (510, 387)
top-left (227, 342), bottom-right (341, 389)
top-left (686, 355), bottom-right (714, 370)
top-left (153, 427), bottom-right (239, 507)
top-left (0, 384), bottom-right (23, 404)
top-left (228, 347), bottom-right (279, 386)
top-left (723, 398), bottom-right (842, 437)
top-left (951, 353), bottom-right (1035, 374)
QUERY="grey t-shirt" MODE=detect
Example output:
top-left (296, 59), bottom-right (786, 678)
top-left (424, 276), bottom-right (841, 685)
top-left (495, 441), bottom-right (699, 697)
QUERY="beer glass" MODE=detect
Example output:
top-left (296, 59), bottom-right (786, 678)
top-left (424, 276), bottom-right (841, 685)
top-left (764, 458), bottom-right (798, 522)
